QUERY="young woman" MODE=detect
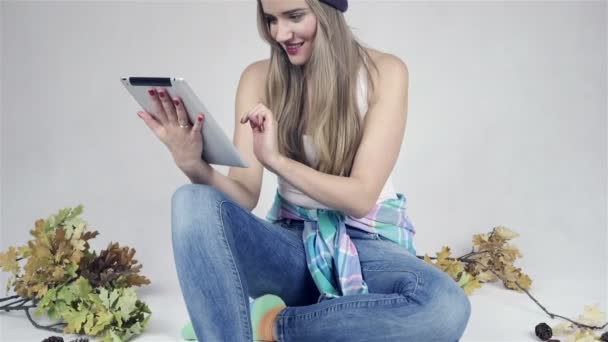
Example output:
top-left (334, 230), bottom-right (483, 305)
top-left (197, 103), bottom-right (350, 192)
top-left (137, 0), bottom-right (471, 340)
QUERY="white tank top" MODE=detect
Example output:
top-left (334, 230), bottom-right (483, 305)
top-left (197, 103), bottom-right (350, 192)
top-left (277, 64), bottom-right (398, 209)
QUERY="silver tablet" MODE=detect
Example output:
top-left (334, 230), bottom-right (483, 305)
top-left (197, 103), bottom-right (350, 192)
top-left (121, 76), bottom-right (248, 168)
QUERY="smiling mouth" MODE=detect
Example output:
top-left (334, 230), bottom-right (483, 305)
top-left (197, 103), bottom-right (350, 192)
top-left (286, 42), bottom-right (304, 48)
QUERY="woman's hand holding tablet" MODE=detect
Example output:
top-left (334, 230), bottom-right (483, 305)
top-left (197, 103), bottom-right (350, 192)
top-left (136, 88), bottom-right (207, 171)
top-left (121, 77), bottom-right (248, 169)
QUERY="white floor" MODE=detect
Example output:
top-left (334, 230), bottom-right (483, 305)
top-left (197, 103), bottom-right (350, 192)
top-left (1, 276), bottom-right (605, 342)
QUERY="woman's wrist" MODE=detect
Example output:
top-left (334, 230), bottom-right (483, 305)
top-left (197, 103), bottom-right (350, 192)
top-left (178, 159), bottom-right (214, 184)
top-left (266, 154), bottom-right (286, 175)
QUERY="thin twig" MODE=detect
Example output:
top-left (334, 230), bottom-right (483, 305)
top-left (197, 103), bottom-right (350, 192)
top-left (418, 250), bottom-right (491, 262)
top-left (463, 258), bottom-right (608, 331)
top-left (24, 307), bottom-right (66, 334)
top-left (1, 298), bottom-right (30, 310)
top-left (0, 295), bottom-right (20, 303)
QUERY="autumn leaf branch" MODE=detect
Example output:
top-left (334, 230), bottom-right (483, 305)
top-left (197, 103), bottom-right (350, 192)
top-left (416, 225), bottom-right (608, 339)
top-left (0, 205), bottom-right (152, 341)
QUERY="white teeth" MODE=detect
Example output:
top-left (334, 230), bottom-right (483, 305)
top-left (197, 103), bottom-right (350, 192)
top-left (287, 43), bottom-right (304, 48)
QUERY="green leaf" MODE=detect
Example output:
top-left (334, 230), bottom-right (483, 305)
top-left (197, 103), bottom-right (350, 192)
top-left (56, 208), bottom-right (71, 226)
top-left (36, 287), bottom-right (58, 315)
top-left (117, 288), bottom-right (138, 320)
top-left (57, 285), bottom-right (77, 304)
top-left (83, 312), bottom-right (95, 335)
top-left (75, 277), bottom-right (93, 298)
top-left (457, 272), bottom-right (471, 287)
top-left (47, 306), bottom-right (61, 321)
top-left (90, 310), bottom-right (114, 335)
top-left (65, 308), bottom-right (88, 333)
top-left (65, 263), bottom-right (78, 277)
top-left (109, 289), bottom-right (120, 309)
top-left (67, 205), bottom-right (84, 221)
top-left (99, 288), bottom-right (111, 309)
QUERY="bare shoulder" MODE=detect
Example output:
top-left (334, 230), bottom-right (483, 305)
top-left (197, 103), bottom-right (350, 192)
top-left (364, 48), bottom-right (409, 105)
top-left (242, 59), bottom-right (270, 103)
top-left (244, 58), bottom-right (270, 78)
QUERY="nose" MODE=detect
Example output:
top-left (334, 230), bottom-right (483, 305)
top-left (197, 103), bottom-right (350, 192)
top-left (275, 20), bottom-right (294, 43)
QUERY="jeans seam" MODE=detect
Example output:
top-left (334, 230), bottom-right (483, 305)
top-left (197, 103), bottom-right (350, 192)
top-left (218, 199), bottom-right (252, 340)
top-left (276, 310), bottom-right (286, 342)
top-left (282, 296), bottom-right (410, 322)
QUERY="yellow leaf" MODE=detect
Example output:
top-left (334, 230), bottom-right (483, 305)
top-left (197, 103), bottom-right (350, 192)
top-left (472, 233), bottom-right (489, 248)
top-left (18, 246), bottom-right (30, 257)
top-left (573, 329), bottom-right (597, 341)
top-left (502, 243), bottom-right (522, 259)
top-left (0, 247), bottom-right (20, 274)
top-left (52, 268), bottom-right (66, 281)
top-left (494, 226), bottom-right (519, 240)
top-left (462, 278), bottom-right (481, 295)
top-left (517, 273), bottom-right (532, 290)
top-left (577, 304), bottom-right (606, 326)
top-left (71, 239), bottom-right (86, 251)
top-left (475, 271), bottom-right (497, 283)
top-left (437, 246), bottom-right (451, 262)
top-left (552, 322), bottom-right (576, 336)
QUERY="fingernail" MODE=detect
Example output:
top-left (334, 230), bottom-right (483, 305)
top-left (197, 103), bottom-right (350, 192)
top-left (148, 89), bottom-right (155, 96)
top-left (137, 112), bottom-right (143, 118)
top-left (173, 99), bottom-right (179, 106)
top-left (159, 91), bottom-right (165, 98)
top-left (198, 115), bottom-right (203, 121)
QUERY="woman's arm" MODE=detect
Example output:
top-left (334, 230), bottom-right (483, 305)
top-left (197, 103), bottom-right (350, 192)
top-left (180, 60), bottom-right (269, 211)
top-left (179, 161), bottom-right (257, 211)
top-left (269, 54), bottom-right (409, 218)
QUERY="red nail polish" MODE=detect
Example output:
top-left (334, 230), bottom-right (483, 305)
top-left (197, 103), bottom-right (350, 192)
top-left (148, 89), bottom-right (155, 96)
top-left (174, 99), bottom-right (179, 106)
top-left (159, 91), bottom-right (165, 98)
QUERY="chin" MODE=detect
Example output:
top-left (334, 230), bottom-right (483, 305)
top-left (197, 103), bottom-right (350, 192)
top-left (288, 56), bottom-right (311, 66)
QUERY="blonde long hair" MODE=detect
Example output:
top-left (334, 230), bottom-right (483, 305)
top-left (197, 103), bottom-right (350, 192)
top-left (255, 0), bottom-right (379, 177)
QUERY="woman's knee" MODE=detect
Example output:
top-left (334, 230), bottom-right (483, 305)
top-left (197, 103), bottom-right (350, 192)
top-left (425, 274), bottom-right (472, 340)
top-left (171, 184), bottom-right (229, 238)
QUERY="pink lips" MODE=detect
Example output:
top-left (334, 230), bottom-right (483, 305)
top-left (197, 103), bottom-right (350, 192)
top-left (286, 42), bottom-right (304, 55)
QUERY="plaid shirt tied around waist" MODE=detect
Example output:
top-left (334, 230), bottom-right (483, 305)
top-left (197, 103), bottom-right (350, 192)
top-left (265, 190), bottom-right (416, 303)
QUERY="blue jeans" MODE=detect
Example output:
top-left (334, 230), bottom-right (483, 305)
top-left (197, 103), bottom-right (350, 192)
top-left (171, 184), bottom-right (471, 341)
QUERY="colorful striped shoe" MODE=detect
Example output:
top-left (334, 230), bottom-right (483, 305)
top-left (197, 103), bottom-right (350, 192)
top-left (250, 294), bottom-right (287, 341)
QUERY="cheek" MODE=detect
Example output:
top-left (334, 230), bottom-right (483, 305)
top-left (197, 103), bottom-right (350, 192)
top-left (304, 23), bottom-right (317, 42)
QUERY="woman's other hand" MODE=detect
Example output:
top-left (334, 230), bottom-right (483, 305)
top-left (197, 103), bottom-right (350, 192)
top-left (137, 88), bottom-right (205, 170)
top-left (240, 103), bottom-right (282, 172)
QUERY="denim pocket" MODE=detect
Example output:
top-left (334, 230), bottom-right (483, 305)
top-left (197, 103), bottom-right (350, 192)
top-left (345, 226), bottom-right (380, 240)
top-left (278, 219), bottom-right (305, 232)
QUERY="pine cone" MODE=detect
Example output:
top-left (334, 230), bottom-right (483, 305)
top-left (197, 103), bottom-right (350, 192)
top-left (600, 331), bottom-right (608, 342)
top-left (41, 336), bottom-right (64, 342)
top-left (535, 322), bottom-right (552, 341)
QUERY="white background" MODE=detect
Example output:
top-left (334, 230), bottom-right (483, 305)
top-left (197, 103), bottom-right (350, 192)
top-left (1, 1), bottom-right (606, 341)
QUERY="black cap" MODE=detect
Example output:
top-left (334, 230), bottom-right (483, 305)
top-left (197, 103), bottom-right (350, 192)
top-left (319, 0), bottom-right (348, 12)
